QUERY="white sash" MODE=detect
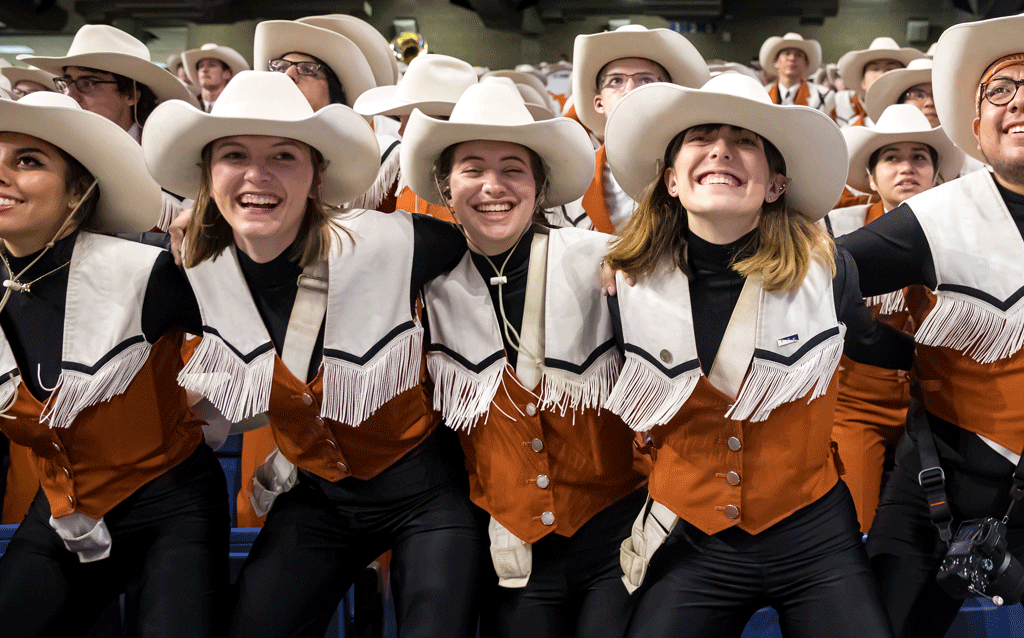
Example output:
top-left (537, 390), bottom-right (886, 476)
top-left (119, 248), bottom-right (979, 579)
top-left (606, 258), bottom-right (844, 430)
top-left (910, 170), bottom-right (1024, 363)
top-left (423, 227), bottom-right (621, 432)
top-left (180, 209), bottom-right (422, 425)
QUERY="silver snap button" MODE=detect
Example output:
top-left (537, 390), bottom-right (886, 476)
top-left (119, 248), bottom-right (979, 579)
top-left (541, 511), bottom-right (555, 526)
top-left (531, 438), bottom-right (544, 452)
top-left (315, 417), bottom-right (326, 427)
top-left (536, 474), bottom-right (550, 489)
top-left (727, 437), bottom-right (741, 451)
top-left (659, 349), bottom-right (672, 364)
top-left (525, 403), bottom-right (537, 417)
top-left (726, 471), bottom-right (740, 486)
top-left (301, 394), bottom-right (313, 406)
top-left (724, 504), bottom-right (739, 519)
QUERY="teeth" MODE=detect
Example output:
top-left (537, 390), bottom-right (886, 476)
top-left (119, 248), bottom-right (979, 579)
top-left (477, 204), bottom-right (512, 212)
top-left (0, 197), bottom-right (18, 207)
top-left (239, 193), bottom-right (281, 206)
top-left (1009, 125), bottom-right (1024, 134)
top-left (701, 173), bottom-right (740, 186)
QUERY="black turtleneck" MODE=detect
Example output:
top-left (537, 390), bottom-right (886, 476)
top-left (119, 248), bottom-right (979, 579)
top-left (468, 227), bottom-right (535, 370)
top-left (837, 172), bottom-right (1024, 295)
top-left (0, 232), bottom-right (200, 402)
top-left (235, 214), bottom-right (466, 383)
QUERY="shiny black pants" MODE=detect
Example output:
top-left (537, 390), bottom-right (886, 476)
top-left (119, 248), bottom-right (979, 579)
top-left (227, 428), bottom-right (488, 638)
top-left (0, 444), bottom-right (229, 638)
top-left (626, 481), bottom-right (894, 638)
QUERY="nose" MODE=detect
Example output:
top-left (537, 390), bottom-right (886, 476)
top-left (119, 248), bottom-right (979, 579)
top-left (481, 170), bottom-right (507, 196)
top-left (284, 65), bottom-right (301, 84)
top-left (63, 82), bottom-right (82, 101)
top-left (1008, 82), bottom-right (1024, 112)
top-left (244, 162), bottom-right (272, 184)
top-left (708, 136), bottom-right (733, 160)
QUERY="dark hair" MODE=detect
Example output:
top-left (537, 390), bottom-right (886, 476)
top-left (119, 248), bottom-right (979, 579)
top-left (867, 143), bottom-right (939, 175)
top-left (55, 147), bottom-right (101, 231)
top-left (284, 52), bottom-right (347, 106)
top-left (431, 141), bottom-right (550, 224)
top-left (595, 59), bottom-right (671, 92)
top-left (198, 59), bottom-right (230, 73)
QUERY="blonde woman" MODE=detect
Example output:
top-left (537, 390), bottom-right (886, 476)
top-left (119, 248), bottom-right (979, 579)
top-left (143, 71), bottom-right (482, 638)
top-left (600, 74), bottom-right (912, 637)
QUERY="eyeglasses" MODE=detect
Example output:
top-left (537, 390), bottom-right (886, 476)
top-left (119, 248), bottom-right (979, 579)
top-left (268, 58), bottom-right (326, 77)
top-left (53, 76), bottom-right (119, 94)
top-left (902, 88), bottom-right (934, 103)
top-left (600, 72), bottom-right (663, 92)
top-left (980, 78), bottom-right (1024, 107)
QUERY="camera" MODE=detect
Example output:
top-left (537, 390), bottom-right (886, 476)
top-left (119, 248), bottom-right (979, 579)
top-left (936, 517), bottom-right (1024, 606)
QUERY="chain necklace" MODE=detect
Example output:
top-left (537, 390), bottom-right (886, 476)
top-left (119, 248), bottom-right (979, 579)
top-left (1, 250), bottom-right (71, 295)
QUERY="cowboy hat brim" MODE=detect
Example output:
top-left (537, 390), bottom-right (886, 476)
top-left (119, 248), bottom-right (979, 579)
top-left (932, 14), bottom-right (1024, 165)
top-left (142, 94), bottom-right (380, 206)
top-left (0, 67), bottom-right (57, 90)
top-left (865, 66), bottom-right (932, 122)
top-left (759, 36), bottom-right (822, 79)
top-left (837, 46), bottom-right (924, 97)
top-left (0, 93), bottom-right (162, 233)
top-left (19, 52), bottom-right (199, 107)
top-left (298, 15), bottom-right (399, 88)
top-left (844, 118), bottom-right (963, 194)
top-left (572, 28), bottom-right (709, 137)
top-left (354, 84), bottom-right (460, 116)
top-left (604, 81), bottom-right (847, 221)
top-left (400, 108), bottom-right (595, 207)
top-left (181, 46), bottom-right (250, 87)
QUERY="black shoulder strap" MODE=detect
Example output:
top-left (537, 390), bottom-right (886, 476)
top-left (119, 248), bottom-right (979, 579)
top-left (910, 399), bottom-right (954, 544)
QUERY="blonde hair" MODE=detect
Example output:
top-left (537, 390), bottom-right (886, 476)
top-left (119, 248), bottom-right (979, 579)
top-left (605, 127), bottom-right (835, 292)
top-left (183, 141), bottom-right (340, 269)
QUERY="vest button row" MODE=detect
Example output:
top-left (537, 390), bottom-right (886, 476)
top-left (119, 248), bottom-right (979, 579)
top-left (725, 471), bottom-right (740, 486)
top-left (727, 437), bottom-right (742, 451)
top-left (531, 438), bottom-right (544, 452)
top-left (525, 403), bottom-right (537, 417)
top-left (724, 504), bottom-right (739, 519)
top-left (541, 511), bottom-right (555, 526)
top-left (301, 393), bottom-right (314, 407)
top-left (536, 474), bottom-right (549, 489)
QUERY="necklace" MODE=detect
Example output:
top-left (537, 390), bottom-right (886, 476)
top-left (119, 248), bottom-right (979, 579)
top-left (2, 258), bottom-right (71, 294)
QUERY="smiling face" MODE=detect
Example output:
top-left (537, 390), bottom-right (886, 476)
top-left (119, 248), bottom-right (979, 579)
top-left (664, 125), bottom-right (786, 242)
top-left (867, 141), bottom-right (936, 211)
top-left (0, 132), bottom-right (80, 257)
top-left (974, 63), bottom-right (1024, 194)
top-left (210, 134), bottom-right (317, 262)
top-left (447, 139), bottom-right (538, 256)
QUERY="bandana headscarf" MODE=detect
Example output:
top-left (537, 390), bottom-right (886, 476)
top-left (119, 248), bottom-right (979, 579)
top-left (977, 53), bottom-right (1024, 112)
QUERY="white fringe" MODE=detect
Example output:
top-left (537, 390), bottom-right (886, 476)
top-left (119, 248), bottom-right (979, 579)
top-left (915, 292), bottom-right (1024, 364)
top-left (40, 342), bottom-right (151, 430)
top-left (725, 335), bottom-right (844, 423)
top-left (347, 147), bottom-right (402, 211)
top-left (177, 335), bottom-right (275, 424)
top-left (0, 375), bottom-right (21, 420)
top-left (427, 352), bottom-right (506, 433)
top-left (866, 289), bottom-right (906, 316)
top-left (540, 347), bottom-right (622, 417)
top-left (603, 354), bottom-right (701, 432)
top-left (320, 326), bottom-right (423, 427)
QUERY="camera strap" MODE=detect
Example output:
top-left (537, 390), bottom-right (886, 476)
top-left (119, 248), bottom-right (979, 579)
top-left (909, 399), bottom-right (954, 544)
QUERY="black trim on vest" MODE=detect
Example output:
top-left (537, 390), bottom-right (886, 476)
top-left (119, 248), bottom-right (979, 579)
top-left (323, 320), bottom-right (418, 365)
top-left (623, 344), bottom-right (701, 378)
top-left (62, 335), bottom-right (148, 374)
top-left (545, 338), bottom-right (617, 374)
top-left (751, 326), bottom-right (840, 365)
top-left (935, 283), bottom-right (1024, 313)
top-left (427, 343), bottom-right (505, 374)
top-left (201, 327), bottom-right (276, 364)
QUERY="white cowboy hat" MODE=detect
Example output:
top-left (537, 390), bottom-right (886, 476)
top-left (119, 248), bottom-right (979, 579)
top-left (19, 24), bottom-right (198, 107)
top-left (353, 54), bottom-right (476, 117)
top-left (707, 61), bottom-right (763, 84)
top-left (0, 91), bottom-right (161, 233)
top-left (926, 42), bottom-right (938, 58)
top-left (478, 76), bottom-right (554, 120)
top-left (758, 33), bottom-right (822, 79)
top-left (481, 69), bottom-right (558, 113)
top-left (604, 74), bottom-right (847, 221)
top-left (573, 25), bottom-right (709, 136)
top-left (181, 43), bottom-right (250, 87)
top-left (836, 37), bottom-right (924, 97)
top-left (253, 20), bottom-right (376, 106)
top-left (297, 15), bottom-right (399, 87)
top-left (141, 71), bottom-right (379, 207)
top-left (843, 104), bottom-right (963, 193)
top-left (865, 58), bottom-right (933, 122)
top-left (932, 13), bottom-right (1024, 165)
top-left (0, 65), bottom-right (57, 92)
top-left (400, 81), bottom-right (595, 207)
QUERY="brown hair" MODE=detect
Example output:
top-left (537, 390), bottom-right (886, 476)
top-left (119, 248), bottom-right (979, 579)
top-left (183, 140), bottom-right (339, 268)
top-left (57, 148), bottom-right (101, 232)
top-left (605, 125), bottom-right (835, 292)
top-left (430, 141), bottom-right (551, 225)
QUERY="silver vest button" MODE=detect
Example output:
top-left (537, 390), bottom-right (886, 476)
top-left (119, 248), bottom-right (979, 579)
top-left (659, 349), bottom-right (672, 364)
top-left (725, 471), bottom-right (740, 486)
top-left (541, 511), bottom-right (555, 526)
top-left (301, 393), bottom-right (313, 406)
top-left (727, 437), bottom-right (741, 451)
top-left (525, 403), bottom-right (537, 416)
top-left (536, 474), bottom-right (550, 489)
top-left (724, 504), bottom-right (739, 519)
top-left (531, 438), bottom-right (544, 452)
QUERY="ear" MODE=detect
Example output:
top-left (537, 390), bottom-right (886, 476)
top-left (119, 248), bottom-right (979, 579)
top-left (593, 93), bottom-right (606, 115)
top-left (764, 174), bottom-right (787, 203)
top-left (973, 116), bottom-right (982, 153)
top-left (664, 166), bottom-right (680, 197)
top-left (866, 169), bottom-right (880, 195)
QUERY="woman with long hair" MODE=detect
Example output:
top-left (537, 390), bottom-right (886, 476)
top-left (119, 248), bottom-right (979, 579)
top-left (600, 74), bottom-right (913, 638)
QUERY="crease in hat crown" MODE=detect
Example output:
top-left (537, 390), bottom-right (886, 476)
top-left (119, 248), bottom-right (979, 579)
top-left (65, 24), bottom-right (150, 59)
top-left (209, 70), bottom-right (314, 121)
top-left (448, 82), bottom-right (534, 125)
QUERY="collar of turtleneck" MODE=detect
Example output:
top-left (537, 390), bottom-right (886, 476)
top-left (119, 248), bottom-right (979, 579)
top-left (686, 227), bottom-right (758, 276)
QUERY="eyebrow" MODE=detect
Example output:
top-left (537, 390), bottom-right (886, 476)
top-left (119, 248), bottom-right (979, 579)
top-left (15, 147), bottom-right (49, 156)
top-left (459, 155), bottom-right (528, 164)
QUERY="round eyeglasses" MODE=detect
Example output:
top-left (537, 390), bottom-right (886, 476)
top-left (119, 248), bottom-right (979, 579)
top-left (980, 78), bottom-right (1024, 107)
top-left (267, 58), bottom-right (326, 77)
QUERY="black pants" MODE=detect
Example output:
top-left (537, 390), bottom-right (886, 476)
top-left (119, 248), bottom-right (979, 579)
top-left (867, 425), bottom-right (1024, 638)
top-left (487, 487), bottom-right (646, 638)
top-left (0, 443), bottom-right (229, 638)
top-left (228, 428), bottom-right (488, 638)
top-left (626, 481), bottom-right (894, 638)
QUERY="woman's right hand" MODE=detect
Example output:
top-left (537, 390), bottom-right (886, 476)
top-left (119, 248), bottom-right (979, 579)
top-left (601, 261), bottom-right (635, 296)
top-left (169, 208), bottom-right (192, 266)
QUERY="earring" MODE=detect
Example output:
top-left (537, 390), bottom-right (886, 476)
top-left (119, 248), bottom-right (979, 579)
top-left (68, 200), bottom-right (79, 208)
